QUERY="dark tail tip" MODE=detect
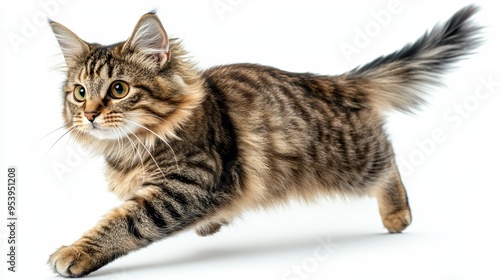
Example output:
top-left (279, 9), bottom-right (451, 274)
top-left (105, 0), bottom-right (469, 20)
top-left (439, 4), bottom-right (482, 47)
top-left (350, 5), bottom-right (482, 76)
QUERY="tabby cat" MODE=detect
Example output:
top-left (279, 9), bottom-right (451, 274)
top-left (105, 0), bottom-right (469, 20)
top-left (48, 5), bottom-right (481, 277)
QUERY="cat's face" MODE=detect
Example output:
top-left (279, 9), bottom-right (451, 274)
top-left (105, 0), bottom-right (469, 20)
top-left (51, 13), bottom-right (203, 144)
top-left (61, 46), bottom-right (178, 141)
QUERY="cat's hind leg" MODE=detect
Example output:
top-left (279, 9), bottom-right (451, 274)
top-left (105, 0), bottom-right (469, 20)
top-left (195, 220), bottom-right (229, 236)
top-left (373, 165), bottom-right (412, 233)
top-left (196, 223), bottom-right (222, 236)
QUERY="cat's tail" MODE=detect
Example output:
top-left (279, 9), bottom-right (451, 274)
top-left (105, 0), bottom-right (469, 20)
top-left (346, 5), bottom-right (482, 113)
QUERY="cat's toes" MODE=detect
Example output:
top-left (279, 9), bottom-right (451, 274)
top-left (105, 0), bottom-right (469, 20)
top-left (49, 245), bottom-right (96, 277)
top-left (382, 208), bottom-right (412, 233)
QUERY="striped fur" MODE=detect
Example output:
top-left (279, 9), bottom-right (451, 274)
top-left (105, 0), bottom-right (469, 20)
top-left (48, 6), bottom-right (480, 277)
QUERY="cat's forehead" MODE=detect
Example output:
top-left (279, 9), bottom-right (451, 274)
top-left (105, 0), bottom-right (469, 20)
top-left (68, 46), bottom-right (124, 92)
top-left (79, 47), bottom-right (117, 80)
top-left (67, 47), bottom-right (114, 96)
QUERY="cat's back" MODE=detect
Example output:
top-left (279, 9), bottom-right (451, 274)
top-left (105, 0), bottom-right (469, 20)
top-left (201, 63), bottom-right (325, 137)
top-left (202, 63), bottom-right (295, 100)
top-left (202, 63), bottom-right (309, 128)
top-left (202, 63), bottom-right (369, 113)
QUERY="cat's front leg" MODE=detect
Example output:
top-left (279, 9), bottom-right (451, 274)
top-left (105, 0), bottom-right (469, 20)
top-left (49, 184), bottom-right (219, 277)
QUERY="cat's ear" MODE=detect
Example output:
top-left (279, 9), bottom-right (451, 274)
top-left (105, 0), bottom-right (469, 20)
top-left (49, 21), bottom-right (90, 67)
top-left (123, 13), bottom-right (170, 68)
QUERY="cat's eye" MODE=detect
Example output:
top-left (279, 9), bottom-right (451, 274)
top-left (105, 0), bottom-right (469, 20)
top-left (109, 81), bottom-right (129, 99)
top-left (73, 85), bottom-right (86, 102)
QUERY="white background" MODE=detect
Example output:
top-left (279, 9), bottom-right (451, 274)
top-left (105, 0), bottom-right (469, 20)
top-left (1, 0), bottom-right (499, 279)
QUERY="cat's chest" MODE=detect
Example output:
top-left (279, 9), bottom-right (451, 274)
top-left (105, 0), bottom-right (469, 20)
top-left (105, 164), bottom-right (145, 200)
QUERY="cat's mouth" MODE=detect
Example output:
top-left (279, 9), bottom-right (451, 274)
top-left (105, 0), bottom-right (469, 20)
top-left (83, 121), bottom-right (139, 141)
top-left (86, 125), bottom-right (118, 140)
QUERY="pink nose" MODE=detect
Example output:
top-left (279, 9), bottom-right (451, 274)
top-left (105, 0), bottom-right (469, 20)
top-left (84, 112), bottom-right (99, 122)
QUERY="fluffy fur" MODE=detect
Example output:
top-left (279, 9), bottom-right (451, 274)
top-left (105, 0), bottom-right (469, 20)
top-left (48, 6), bottom-right (481, 277)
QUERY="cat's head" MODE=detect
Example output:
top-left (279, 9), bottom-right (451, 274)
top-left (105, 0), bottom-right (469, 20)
top-left (50, 12), bottom-right (204, 148)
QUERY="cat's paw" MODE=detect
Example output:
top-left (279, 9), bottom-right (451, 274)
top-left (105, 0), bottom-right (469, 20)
top-left (382, 208), bottom-right (412, 233)
top-left (49, 245), bottom-right (96, 277)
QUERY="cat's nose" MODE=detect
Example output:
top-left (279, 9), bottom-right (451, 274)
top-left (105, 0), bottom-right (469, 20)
top-left (84, 112), bottom-right (100, 122)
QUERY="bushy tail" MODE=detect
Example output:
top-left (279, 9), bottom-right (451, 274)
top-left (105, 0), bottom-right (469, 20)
top-left (347, 5), bottom-right (482, 113)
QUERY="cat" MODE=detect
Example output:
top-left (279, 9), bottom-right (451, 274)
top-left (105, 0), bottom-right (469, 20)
top-left (48, 5), bottom-right (481, 277)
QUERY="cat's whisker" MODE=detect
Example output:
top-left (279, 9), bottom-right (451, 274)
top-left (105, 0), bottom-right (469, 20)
top-left (39, 126), bottom-right (78, 170)
top-left (27, 122), bottom-right (74, 161)
top-left (111, 127), bottom-right (121, 156)
top-left (74, 130), bottom-right (85, 147)
top-left (122, 119), bottom-right (180, 172)
top-left (41, 122), bottom-right (74, 139)
top-left (116, 128), bottom-right (126, 158)
top-left (72, 129), bottom-right (84, 144)
top-left (118, 127), bottom-right (139, 161)
top-left (125, 112), bottom-right (182, 140)
top-left (122, 125), bottom-right (168, 182)
top-left (110, 127), bottom-right (119, 156)
top-left (125, 130), bottom-right (139, 161)
top-left (117, 126), bottom-right (147, 186)
top-left (113, 127), bottom-right (128, 160)
top-left (125, 112), bottom-right (166, 122)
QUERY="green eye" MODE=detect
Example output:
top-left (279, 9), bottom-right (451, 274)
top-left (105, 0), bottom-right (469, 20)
top-left (109, 81), bottom-right (129, 99)
top-left (73, 85), bottom-right (86, 102)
